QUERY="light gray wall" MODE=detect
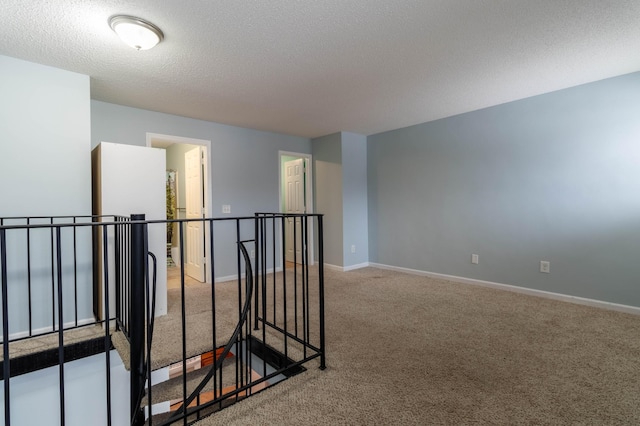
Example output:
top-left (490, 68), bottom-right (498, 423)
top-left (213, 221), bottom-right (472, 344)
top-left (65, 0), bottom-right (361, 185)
top-left (91, 101), bottom-right (310, 217)
top-left (312, 132), bottom-right (369, 268)
top-left (0, 55), bottom-right (91, 217)
top-left (312, 133), bottom-right (344, 267)
top-left (342, 132), bottom-right (369, 267)
top-left (91, 100), bottom-right (311, 277)
top-left (368, 72), bottom-right (640, 307)
top-left (8, 351), bottom-right (128, 425)
top-left (0, 55), bottom-right (92, 335)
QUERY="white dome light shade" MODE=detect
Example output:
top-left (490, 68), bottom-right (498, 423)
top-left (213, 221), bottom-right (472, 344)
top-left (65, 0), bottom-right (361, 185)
top-left (109, 15), bottom-right (164, 50)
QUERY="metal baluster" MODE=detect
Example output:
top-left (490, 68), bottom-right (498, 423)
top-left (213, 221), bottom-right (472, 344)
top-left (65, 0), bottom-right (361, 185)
top-left (179, 221), bottom-right (188, 426)
top-left (1, 228), bottom-right (11, 426)
top-left (103, 225), bottom-right (112, 426)
top-left (26, 219), bottom-right (32, 337)
top-left (281, 216), bottom-right (288, 360)
top-left (55, 227), bottom-right (66, 426)
top-left (317, 216), bottom-right (326, 370)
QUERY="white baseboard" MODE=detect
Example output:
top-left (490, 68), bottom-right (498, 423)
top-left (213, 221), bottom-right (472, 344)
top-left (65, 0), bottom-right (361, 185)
top-left (344, 262), bottom-right (370, 272)
top-left (215, 266), bottom-right (283, 283)
top-left (369, 263), bottom-right (640, 316)
top-left (324, 263), bottom-right (343, 272)
top-left (325, 262), bottom-right (370, 272)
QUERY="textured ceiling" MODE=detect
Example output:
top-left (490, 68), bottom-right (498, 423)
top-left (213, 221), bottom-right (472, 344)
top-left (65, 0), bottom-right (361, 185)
top-left (1, 1), bottom-right (639, 138)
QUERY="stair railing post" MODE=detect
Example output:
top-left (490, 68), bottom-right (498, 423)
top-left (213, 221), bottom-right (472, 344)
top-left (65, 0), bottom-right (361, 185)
top-left (253, 213), bottom-right (260, 330)
top-left (1, 227), bottom-right (11, 426)
top-left (130, 214), bottom-right (146, 426)
top-left (317, 215), bottom-right (326, 370)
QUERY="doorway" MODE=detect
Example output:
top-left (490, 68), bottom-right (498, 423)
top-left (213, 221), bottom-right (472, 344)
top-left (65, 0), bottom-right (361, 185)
top-left (148, 133), bottom-right (213, 288)
top-left (279, 151), bottom-right (314, 267)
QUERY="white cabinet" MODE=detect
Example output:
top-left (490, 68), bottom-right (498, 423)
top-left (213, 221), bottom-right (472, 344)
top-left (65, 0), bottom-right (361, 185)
top-left (92, 142), bottom-right (167, 320)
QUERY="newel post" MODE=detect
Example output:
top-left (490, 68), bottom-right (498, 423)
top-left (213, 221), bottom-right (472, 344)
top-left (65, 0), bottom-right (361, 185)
top-left (130, 214), bottom-right (146, 425)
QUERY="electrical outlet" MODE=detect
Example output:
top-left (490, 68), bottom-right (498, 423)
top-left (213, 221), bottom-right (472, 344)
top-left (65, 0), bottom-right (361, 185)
top-left (540, 261), bottom-right (550, 273)
top-left (250, 249), bottom-right (255, 258)
top-left (471, 254), bottom-right (479, 264)
top-left (351, 245), bottom-right (356, 253)
top-left (222, 204), bottom-right (231, 214)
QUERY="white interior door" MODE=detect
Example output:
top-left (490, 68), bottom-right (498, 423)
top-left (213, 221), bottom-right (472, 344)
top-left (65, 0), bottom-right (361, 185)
top-left (285, 158), bottom-right (305, 263)
top-left (185, 146), bottom-right (205, 282)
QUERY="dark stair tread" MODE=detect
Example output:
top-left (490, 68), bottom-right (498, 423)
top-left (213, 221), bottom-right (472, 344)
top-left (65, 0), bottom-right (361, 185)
top-left (144, 357), bottom-right (238, 407)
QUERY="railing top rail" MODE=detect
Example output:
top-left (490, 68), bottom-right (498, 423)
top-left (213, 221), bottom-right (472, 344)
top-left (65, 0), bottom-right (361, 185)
top-left (143, 212), bottom-right (323, 224)
top-left (0, 213), bottom-right (323, 231)
top-left (0, 218), bottom-right (130, 231)
top-left (254, 212), bottom-right (324, 217)
top-left (139, 216), bottom-right (257, 225)
top-left (0, 214), bottom-right (124, 220)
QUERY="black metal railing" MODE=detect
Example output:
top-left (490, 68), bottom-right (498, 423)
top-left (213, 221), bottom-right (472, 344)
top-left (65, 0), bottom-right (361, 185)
top-left (0, 215), bottom-right (129, 426)
top-left (0, 213), bottom-right (325, 426)
top-left (0, 215), bottom-right (122, 343)
top-left (132, 213), bottom-right (325, 425)
top-left (254, 213), bottom-right (326, 370)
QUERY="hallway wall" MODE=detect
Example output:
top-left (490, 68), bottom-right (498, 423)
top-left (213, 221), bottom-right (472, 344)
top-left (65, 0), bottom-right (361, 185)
top-left (368, 71), bottom-right (640, 307)
top-left (91, 101), bottom-right (311, 278)
top-left (0, 55), bottom-right (92, 335)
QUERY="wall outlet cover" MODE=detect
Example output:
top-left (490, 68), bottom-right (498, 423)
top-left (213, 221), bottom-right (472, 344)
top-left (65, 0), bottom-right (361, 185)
top-left (540, 261), bottom-right (550, 273)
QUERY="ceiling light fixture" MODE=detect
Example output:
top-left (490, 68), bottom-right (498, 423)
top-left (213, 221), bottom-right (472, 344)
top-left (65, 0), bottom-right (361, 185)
top-left (109, 15), bottom-right (164, 50)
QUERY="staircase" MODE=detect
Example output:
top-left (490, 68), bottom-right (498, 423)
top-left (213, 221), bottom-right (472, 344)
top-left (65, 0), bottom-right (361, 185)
top-left (141, 337), bottom-right (302, 424)
top-left (0, 213), bottom-right (326, 425)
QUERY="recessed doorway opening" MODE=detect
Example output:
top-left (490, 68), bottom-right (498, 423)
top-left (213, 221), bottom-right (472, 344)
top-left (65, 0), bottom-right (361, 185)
top-left (279, 151), bottom-right (315, 267)
top-left (147, 133), bottom-right (213, 287)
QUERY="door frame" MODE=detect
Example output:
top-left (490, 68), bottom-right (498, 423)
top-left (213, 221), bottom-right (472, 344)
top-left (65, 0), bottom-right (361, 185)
top-left (279, 151), bottom-right (314, 266)
top-left (147, 133), bottom-right (213, 284)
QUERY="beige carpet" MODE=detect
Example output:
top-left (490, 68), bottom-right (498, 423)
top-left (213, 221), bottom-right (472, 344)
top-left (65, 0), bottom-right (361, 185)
top-left (114, 275), bottom-right (245, 371)
top-left (1, 325), bottom-right (106, 361)
top-left (190, 267), bottom-right (640, 425)
top-left (144, 264), bottom-right (320, 371)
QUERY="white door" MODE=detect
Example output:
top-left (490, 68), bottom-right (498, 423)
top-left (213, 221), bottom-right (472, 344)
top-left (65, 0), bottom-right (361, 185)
top-left (185, 146), bottom-right (205, 282)
top-left (284, 158), bottom-right (305, 263)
